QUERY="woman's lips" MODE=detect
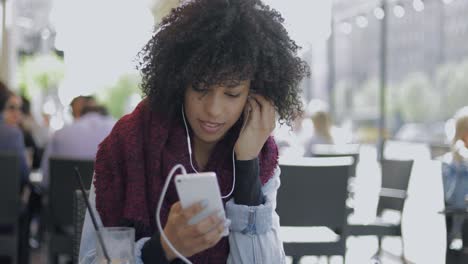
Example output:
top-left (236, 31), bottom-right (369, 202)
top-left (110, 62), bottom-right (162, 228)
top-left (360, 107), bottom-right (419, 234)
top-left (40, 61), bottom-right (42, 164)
top-left (199, 120), bottom-right (224, 134)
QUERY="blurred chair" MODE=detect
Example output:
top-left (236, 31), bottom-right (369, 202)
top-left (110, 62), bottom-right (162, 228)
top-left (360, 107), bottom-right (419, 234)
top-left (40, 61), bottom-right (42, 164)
top-left (310, 144), bottom-right (360, 215)
top-left (47, 157), bottom-right (94, 264)
top-left (384, 140), bottom-right (430, 160)
top-left (73, 189), bottom-right (89, 264)
top-left (277, 156), bottom-right (354, 264)
top-left (347, 159), bottom-right (414, 261)
top-left (310, 144), bottom-right (360, 177)
top-left (0, 153), bottom-right (20, 264)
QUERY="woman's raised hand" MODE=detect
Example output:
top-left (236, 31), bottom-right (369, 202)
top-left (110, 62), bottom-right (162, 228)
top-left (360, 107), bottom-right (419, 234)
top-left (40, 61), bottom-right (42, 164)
top-left (234, 93), bottom-right (276, 160)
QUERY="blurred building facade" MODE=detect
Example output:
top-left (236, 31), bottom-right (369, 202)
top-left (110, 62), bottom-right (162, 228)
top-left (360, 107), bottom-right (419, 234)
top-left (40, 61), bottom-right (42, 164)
top-left (332, 0), bottom-right (468, 144)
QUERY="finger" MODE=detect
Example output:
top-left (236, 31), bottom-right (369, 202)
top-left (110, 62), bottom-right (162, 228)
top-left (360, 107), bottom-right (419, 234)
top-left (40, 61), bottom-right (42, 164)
top-left (187, 210), bottom-right (224, 237)
top-left (267, 104), bottom-right (276, 131)
top-left (242, 100), bottom-right (252, 126)
top-left (249, 94), bottom-right (275, 118)
top-left (250, 94), bottom-right (275, 130)
top-left (192, 219), bottom-right (226, 249)
top-left (254, 94), bottom-right (276, 119)
top-left (250, 94), bottom-right (272, 111)
top-left (167, 202), bottom-right (184, 225)
top-left (243, 100), bottom-right (251, 117)
top-left (248, 96), bottom-right (261, 124)
top-left (180, 200), bottom-right (207, 224)
top-left (170, 202), bottom-right (182, 213)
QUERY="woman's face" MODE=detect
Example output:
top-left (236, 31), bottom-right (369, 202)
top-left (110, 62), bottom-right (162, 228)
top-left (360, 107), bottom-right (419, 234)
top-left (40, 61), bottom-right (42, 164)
top-left (3, 95), bottom-right (23, 126)
top-left (184, 80), bottom-right (250, 147)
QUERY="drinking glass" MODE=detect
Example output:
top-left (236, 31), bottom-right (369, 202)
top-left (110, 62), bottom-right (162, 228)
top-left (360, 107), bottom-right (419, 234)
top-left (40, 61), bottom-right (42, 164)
top-left (96, 227), bottom-right (135, 264)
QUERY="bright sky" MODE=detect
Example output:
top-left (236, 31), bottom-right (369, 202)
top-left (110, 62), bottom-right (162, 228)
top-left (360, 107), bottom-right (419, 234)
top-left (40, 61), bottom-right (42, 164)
top-left (50, 0), bottom-right (331, 104)
top-left (50, 0), bottom-right (154, 104)
top-left (263, 0), bottom-right (332, 47)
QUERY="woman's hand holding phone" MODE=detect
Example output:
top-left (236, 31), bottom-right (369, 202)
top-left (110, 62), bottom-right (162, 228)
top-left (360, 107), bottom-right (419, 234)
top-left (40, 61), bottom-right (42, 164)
top-left (235, 93), bottom-right (276, 160)
top-left (161, 201), bottom-right (227, 261)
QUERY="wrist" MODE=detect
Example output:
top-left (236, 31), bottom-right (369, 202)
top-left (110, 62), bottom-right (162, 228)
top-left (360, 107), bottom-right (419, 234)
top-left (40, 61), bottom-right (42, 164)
top-left (160, 231), bottom-right (177, 261)
top-left (234, 158), bottom-right (263, 205)
top-left (234, 148), bottom-right (258, 161)
top-left (235, 154), bottom-right (256, 160)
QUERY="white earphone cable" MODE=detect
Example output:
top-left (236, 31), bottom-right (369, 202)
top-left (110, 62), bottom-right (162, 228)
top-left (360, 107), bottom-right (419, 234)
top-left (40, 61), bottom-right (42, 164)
top-left (181, 106), bottom-right (236, 199)
top-left (155, 105), bottom-right (246, 263)
top-left (155, 164), bottom-right (193, 264)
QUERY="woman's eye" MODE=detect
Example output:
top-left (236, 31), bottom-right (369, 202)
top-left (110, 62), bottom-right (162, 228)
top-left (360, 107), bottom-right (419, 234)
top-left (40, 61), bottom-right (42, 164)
top-left (226, 93), bottom-right (241, 98)
top-left (192, 86), bottom-right (208, 93)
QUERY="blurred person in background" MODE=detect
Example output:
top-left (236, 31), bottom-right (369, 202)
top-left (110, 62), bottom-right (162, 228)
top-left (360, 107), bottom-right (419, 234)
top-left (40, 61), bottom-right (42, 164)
top-left (0, 81), bottom-right (31, 263)
top-left (303, 110), bottom-right (334, 157)
top-left (303, 98), bottom-right (334, 156)
top-left (441, 106), bottom-right (468, 262)
top-left (19, 96), bottom-right (44, 170)
top-left (4, 94), bottom-right (37, 168)
top-left (274, 99), bottom-right (313, 157)
top-left (302, 99), bottom-right (353, 157)
top-left (70, 95), bottom-right (97, 120)
top-left (19, 95), bottom-right (49, 249)
top-left (0, 82), bottom-right (30, 187)
top-left (40, 102), bottom-right (115, 188)
top-left (3, 93), bottom-right (23, 127)
top-left (310, 110), bottom-right (334, 144)
top-left (274, 113), bottom-right (311, 157)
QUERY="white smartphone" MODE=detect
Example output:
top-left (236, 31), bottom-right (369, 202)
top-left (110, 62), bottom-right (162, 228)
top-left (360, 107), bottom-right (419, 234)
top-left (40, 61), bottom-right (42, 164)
top-left (174, 172), bottom-right (228, 236)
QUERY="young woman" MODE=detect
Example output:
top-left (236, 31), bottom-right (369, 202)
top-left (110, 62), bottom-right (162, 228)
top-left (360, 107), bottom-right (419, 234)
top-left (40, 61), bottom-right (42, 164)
top-left (442, 106), bottom-right (468, 261)
top-left (79, 0), bottom-right (309, 263)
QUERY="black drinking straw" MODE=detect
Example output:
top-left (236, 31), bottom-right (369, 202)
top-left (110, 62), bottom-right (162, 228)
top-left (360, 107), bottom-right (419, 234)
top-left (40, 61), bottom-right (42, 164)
top-left (73, 167), bottom-right (111, 263)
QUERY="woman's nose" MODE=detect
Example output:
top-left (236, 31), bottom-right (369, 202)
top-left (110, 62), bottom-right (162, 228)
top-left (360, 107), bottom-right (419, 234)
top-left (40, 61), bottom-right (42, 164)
top-left (204, 93), bottom-right (223, 118)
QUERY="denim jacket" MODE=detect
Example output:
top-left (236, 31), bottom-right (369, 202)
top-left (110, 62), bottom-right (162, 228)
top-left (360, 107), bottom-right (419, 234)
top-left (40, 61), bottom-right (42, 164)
top-left (442, 154), bottom-right (468, 208)
top-left (79, 166), bottom-right (286, 264)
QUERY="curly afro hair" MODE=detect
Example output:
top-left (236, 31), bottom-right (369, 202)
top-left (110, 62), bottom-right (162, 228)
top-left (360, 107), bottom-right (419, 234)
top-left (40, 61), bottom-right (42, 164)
top-left (137, 0), bottom-right (310, 124)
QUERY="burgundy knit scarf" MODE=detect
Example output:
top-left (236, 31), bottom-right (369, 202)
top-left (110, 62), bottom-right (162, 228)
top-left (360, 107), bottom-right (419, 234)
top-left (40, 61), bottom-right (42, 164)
top-left (94, 99), bottom-right (278, 263)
